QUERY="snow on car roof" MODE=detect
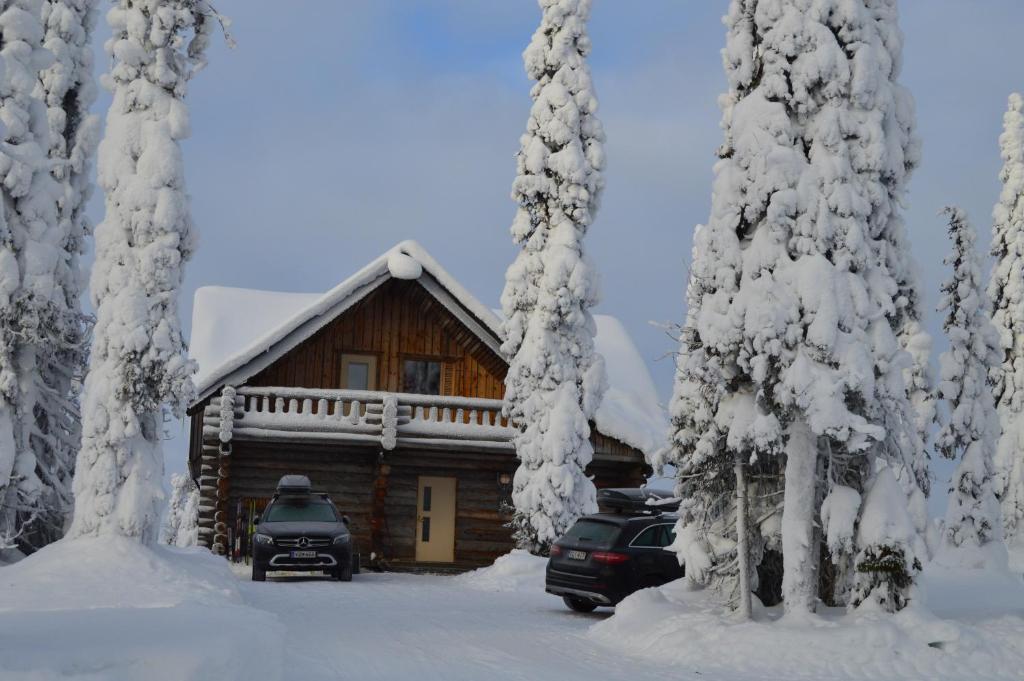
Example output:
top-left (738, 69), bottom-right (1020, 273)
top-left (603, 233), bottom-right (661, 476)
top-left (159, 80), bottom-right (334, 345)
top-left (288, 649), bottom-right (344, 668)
top-left (189, 241), bottom-right (668, 458)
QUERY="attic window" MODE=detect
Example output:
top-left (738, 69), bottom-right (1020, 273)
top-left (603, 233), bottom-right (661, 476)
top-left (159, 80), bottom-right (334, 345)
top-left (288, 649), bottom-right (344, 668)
top-left (403, 360), bottom-right (441, 395)
top-left (341, 354), bottom-right (377, 391)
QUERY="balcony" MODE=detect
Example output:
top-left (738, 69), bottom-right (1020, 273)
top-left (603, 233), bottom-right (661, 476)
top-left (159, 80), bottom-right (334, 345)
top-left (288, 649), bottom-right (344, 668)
top-left (202, 386), bottom-right (514, 453)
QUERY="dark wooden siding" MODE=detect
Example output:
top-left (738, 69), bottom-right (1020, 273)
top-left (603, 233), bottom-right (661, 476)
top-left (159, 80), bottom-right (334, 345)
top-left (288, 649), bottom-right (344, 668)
top-left (226, 441), bottom-right (379, 552)
top-left (222, 440), bottom-right (647, 567)
top-left (248, 278), bottom-right (507, 400)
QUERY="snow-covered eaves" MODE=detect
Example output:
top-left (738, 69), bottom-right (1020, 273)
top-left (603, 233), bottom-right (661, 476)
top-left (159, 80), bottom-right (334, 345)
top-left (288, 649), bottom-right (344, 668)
top-left (189, 241), bottom-right (668, 458)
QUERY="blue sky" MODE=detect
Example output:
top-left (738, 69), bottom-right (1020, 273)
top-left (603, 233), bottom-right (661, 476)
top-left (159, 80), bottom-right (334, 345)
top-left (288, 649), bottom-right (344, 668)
top-left (83, 1), bottom-right (1024, 513)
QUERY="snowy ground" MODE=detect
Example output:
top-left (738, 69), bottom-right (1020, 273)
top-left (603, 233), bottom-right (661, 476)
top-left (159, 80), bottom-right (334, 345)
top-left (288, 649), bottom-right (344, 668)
top-left (3, 543), bottom-right (1024, 680)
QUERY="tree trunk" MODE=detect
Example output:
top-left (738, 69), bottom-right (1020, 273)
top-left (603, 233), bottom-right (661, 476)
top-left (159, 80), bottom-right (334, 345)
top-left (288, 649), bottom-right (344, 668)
top-left (781, 420), bottom-right (819, 615)
top-left (734, 453), bottom-right (752, 619)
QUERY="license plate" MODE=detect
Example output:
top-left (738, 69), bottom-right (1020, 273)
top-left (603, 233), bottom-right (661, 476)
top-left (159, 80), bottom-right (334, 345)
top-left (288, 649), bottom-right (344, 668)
top-left (568, 550), bottom-right (587, 561)
top-left (291, 550), bottom-right (316, 558)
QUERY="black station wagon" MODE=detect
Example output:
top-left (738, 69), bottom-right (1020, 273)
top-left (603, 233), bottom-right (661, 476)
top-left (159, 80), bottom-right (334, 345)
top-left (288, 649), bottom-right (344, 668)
top-left (545, 488), bottom-right (683, 612)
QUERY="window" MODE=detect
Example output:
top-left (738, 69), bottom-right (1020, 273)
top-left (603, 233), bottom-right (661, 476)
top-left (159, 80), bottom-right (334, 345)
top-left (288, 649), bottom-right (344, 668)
top-left (264, 501), bottom-right (338, 523)
top-left (631, 524), bottom-right (676, 548)
top-left (562, 520), bottom-right (621, 547)
top-left (403, 359), bottom-right (441, 395)
top-left (341, 354), bottom-right (377, 391)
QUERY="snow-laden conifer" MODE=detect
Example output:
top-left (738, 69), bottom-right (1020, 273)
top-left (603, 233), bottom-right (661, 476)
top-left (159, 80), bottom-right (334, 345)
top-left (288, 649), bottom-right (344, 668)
top-left (5, 0), bottom-right (100, 553)
top-left (669, 0), bottom-right (925, 614)
top-left (0, 0), bottom-right (62, 551)
top-left (69, 0), bottom-right (213, 544)
top-left (501, 0), bottom-right (606, 554)
top-left (934, 207), bottom-right (1005, 567)
top-left (990, 93), bottom-right (1024, 547)
top-left (162, 472), bottom-right (198, 547)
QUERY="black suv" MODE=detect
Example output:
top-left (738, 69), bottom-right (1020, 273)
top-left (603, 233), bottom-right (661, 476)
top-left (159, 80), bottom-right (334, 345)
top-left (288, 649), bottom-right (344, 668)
top-left (251, 475), bottom-right (357, 582)
top-left (545, 488), bottom-right (683, 612)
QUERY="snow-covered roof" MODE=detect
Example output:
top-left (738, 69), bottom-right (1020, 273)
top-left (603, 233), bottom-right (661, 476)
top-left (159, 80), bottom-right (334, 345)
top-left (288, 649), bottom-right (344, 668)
top-left (189, 241), bottom-right (668, 456)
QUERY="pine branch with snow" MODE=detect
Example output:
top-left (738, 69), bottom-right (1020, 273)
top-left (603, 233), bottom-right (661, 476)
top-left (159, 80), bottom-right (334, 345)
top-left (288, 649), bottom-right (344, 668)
top-left (501, 0), bottom-right (606, 554)
top-left (934, 207), bottom-right (1005, 566)
top-left (990, 93), bottom-right (1024, 548)
top-left (69, 0), bottom-right (214, 544)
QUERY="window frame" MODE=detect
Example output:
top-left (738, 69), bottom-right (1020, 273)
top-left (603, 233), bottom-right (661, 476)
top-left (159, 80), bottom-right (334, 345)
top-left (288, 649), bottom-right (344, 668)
top-left (400, 356), bottom-right (444, 396)
top-left (628, 523), bottom-right (677, 548)
top-left (339, 352), bottom-right (379, 392)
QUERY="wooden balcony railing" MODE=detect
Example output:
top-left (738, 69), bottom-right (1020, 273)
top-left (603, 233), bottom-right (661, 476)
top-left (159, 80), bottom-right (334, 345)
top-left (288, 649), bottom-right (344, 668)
top-left (202, 385), bottom-right (514, 452)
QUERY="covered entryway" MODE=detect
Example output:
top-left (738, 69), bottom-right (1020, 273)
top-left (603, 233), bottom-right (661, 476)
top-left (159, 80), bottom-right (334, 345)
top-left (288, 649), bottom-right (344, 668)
top-left (415, 476), bottom-right (456, 562)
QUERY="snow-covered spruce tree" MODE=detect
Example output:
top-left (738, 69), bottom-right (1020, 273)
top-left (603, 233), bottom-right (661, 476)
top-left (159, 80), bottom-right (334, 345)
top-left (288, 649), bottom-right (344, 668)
top-left (659, 226), bottom-right (772, 617)
top-left (501, 0), bottom-right (606, 555)
top-left (668, 0), bottom-right (925, 615)
top-left (18, 0), bottom-right (102, 550)
top-left (68, 0), bottom-right (213, 544)
top-left (162, 472), bottom-right (198, 547)
top-left (933, 207), bottom-right (1005, 567)
top-left (0, 0), bottom-right (64, 552)
top-left (990, 93), bottom-right (1024, 548)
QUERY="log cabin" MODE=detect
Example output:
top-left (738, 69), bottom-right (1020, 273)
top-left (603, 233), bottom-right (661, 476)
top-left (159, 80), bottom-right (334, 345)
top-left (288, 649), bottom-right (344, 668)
top-left (186, 241), bottom-right (667, 570)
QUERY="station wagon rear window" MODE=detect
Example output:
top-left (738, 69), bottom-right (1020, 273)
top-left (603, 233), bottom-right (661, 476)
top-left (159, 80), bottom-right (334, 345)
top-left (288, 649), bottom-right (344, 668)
top-left (562, 520), bottom-right (621, 545)
top-left (264, 502), bottom-right (338, 523)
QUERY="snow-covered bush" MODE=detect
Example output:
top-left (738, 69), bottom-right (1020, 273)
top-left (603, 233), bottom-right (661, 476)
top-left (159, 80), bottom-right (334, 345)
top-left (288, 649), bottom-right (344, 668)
top-left (69, 0), bottom-right (214, 544)
top-left (851, 469), bottom-right (921, 612)
top-left (667, 0), bottom-right (926, 614)
top-left (163, 472), bottom-right (198, 547)
top-left (990, 93), bottom-right (1024, 548)
top-left (934, 207), bottom-right (1005, 567)
top-left (501, 0), bottom-right (606, 554)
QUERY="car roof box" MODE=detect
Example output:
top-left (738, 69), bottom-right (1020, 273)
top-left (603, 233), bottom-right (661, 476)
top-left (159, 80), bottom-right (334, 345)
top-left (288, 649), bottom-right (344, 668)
top-left (596, 487), bottom-right (679, 515)
top-left (276, 475), bottom-right (312, 496)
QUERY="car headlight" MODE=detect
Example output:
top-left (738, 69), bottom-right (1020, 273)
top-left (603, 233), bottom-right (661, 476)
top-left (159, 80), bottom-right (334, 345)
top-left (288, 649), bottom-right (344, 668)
top-left (253, 533), bottom-right (274, 546)
top-left (332, 534), bottom-right (350, 545)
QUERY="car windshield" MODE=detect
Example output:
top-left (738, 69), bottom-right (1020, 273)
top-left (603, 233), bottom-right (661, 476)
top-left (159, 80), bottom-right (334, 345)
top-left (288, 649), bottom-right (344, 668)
top-left (562, 520), bottom-right (620, 546)
top-left (264, 501), bottom-right (337, 523)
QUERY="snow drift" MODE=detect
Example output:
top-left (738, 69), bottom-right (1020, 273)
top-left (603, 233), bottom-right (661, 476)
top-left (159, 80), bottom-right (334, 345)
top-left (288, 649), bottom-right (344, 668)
top-left (0, 537), bottom-right (283, 681)
top-left (589, 571), bottom-right (1024, 681)
top-left (456, 549), bottom-right (548, 593)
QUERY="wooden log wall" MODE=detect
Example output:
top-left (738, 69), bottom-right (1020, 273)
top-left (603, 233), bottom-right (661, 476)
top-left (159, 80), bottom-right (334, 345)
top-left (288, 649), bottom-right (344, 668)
top-left (248, 278), bottom-right (507, 400)
top-left (379, 448), bottom-right (517, 566)
top-left (222, 439), bottom-right (650, 568)
top-left (226, 441), bottom-right (379, 552)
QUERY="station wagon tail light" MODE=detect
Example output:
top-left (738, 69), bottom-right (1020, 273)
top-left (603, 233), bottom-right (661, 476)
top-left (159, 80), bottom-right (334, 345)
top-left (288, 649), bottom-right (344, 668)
top-left (591, 551), bottom-right (629, 565)
top-left (549, 545), bottom-right (562, 556)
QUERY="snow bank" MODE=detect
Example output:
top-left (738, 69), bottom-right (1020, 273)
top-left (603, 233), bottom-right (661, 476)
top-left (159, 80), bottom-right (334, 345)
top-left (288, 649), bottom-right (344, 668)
top-left (589, 577), bottom-right (1024, 680)
top-left (0, 537), bottom-right (283, 681)
top-left (456, 550), bottom-right (547, 593)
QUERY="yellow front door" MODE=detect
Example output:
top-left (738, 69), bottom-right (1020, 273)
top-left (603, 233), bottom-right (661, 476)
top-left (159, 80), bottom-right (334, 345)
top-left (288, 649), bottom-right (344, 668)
top-left (415, 476), bottom-right (456, 563)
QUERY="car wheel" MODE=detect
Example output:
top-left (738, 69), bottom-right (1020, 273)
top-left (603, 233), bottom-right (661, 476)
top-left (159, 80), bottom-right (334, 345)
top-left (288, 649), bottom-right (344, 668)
top-left (337, 561), bottom-right (353, 582)
top-left (352, 553), bottom-right (361, 575)
top-left (252, 566), bottom-right (267, 582)
top-left (563, 596), bottom-right (597, 613)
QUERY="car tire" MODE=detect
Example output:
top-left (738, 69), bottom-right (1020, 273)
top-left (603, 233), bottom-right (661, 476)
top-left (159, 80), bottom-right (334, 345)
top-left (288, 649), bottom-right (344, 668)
top-left (352, 553), bottom-right (361, 575)
top-left (252, 566), bottom-right (267, 582)
top-left (563, 596), bottom-right (597, 613)
top-left (337, 561), bottom-right (353, 582)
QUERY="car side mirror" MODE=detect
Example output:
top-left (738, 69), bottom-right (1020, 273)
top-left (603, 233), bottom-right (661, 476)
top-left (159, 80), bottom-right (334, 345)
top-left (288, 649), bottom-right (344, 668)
top-left (253, 515), bottom-right (261, 525)
top-left (342, 515), bottom-right (350, 526)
